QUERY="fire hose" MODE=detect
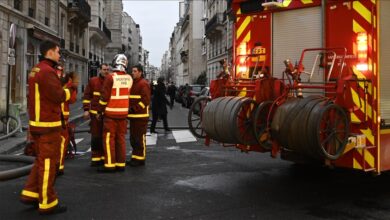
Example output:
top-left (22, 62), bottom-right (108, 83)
top-left (0, 115), bottom-right (21, 140)
top-left (0, 155), bottom-right (34, 181)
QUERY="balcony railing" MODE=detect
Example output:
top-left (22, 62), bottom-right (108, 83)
top-left (102, 22), bottom-right (111, 40)
top-left (68, 0), bottom-right (91, 22)
top-left (205, 13), bottom-right (225, 36)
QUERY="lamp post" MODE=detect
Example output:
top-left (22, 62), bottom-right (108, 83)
top-left (4, 23), bottom-right (16, 134)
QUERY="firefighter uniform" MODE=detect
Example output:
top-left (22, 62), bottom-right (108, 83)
top-left (59, 79), bottom-right (77, 173)
top-left (128, 77), bottom-right (151, 164)
top-left (83, 76), bottom-right (105, 164)
top-left (20, 59), bottom-right (76, 213)
top-left (98, 71), bottom-right (132, 171)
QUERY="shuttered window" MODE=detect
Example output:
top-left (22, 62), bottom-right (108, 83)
top-left (379, 1), bottom-right (390, 122)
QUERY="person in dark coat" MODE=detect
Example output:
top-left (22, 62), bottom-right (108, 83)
top-left (167, 82), bottom-right (177, 108)
top-left (150, 77), bottom-right (171, 133)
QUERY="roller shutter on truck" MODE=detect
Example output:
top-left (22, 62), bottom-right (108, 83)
top-left (272, 6), bottom-right (323, 84)
top-left (379, 0), bottom-right (390, 123)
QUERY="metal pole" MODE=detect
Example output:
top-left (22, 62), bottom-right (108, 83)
top-left (5, 64), bottom-right (11, 133)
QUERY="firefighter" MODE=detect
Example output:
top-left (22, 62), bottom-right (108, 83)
top-left (58, 70), bottom-right (78, 175)
top-left (20, 40), bottom-right (77, 215)
top-left (83, 63), bottom-right (110, 166)
top-left (127, 64), bottom-right (151, 167)
top-left (97, 54), bottom-right (133, 172)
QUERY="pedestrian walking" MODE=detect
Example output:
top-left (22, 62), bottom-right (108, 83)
top-left (82, 63), bottom-right (110, 166)
top-left (127, 64), bottom-right (151, 167)
top-left (150, 77), bottom-right (171, 133)
top-left (58, 70), bottom-right (78, 175)
top-left (167, 82), bottom-right (177, 108)
top-left (20, 40), bottom-right (77, 215)
top-left (97, 54), bottom-right (132, 172)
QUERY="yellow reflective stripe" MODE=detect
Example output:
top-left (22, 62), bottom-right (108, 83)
top-left (111, 95), bottom-right (130, 99)
top-left (115, 163), bottom-right (126, 167)
top-left (127, 114), bottom-right (149, 118)
top-left (138, 102), bottom-right (145, 109)
top-left (64, 89), bottom-right (70, 101)
top-left (83, 100), bottom-right (91, 104)
top-left (21, 190), bottom-right (39, 198)
top-left (143, 134), bottom-right (146, 159)
top-left (61, 103), bottom-right (69, 116)
top-left (60, 136), bottom-right (65, 170)
top-left (99, 100), bottom-right (107, 105)
top-left (35, 83), bottom-right (40, 122)
top-left (29, 120), bottom-right (62, 127)
top-left (106, 132), bottom-right (112, 166)
top-left (105, 107), bottom-right (129, 112)
top-left (101, 156), bottom-right (105, 160)
top-left (39, 199), bottom-right (58, 210)
top-left (89, 110), bottom-right (98, 114)
top-left (93, 92), bottom-right (101, 96)
top-left (104, 164), bottom-right (116, 168)
top-left (42, 158), bottom-right (50, 205)
top-left (131, 155), bottom-right (145, 160)
top-left (129, 95), bottom-right (141, 99)
top-left (91, 157), bottom-right (102, 162)
top-left (353, 1), bottom-right (372, 24)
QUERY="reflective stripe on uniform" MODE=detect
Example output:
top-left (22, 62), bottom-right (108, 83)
top-left (131, 134), bottom-right (146, 160)
top-left (64, 89), bottom-right (70, 101)
top-left (21, 190), bottom-right (39, 198)
top-left (115, 163), bottom-right (126, 167)
top-left (39, 199), bottom-right (58, 210)
top-left (29, 120), bottom-right (62, 127)
top-left (42, 158), bottom-right (50, 205)
top-left (92, 157), bottom-right (102, 162)
top-left (61, 103), bottom-right (69, 116)
top-left (129, 95), bottom-right (141, 99)
top-left (105, 107), bottom-right (129, 112)
top-left (93, 92), bottom-right (101, 96)
top-left (35, 83), bottom-right (40, 122)
top-left (89, 110), bottom-right (98, 114)
top-left (105, 132), bottom-right (113, 167)
top-left (99, 100), bottom-right (107, 105)
top-left (138, 102), bottom-right (145, 109)
top-left (83, 100), bottom-right (91, 104)
top-left (110, 95), bottom-right (130, 100)
top-left (127, 107), bottom-right (149, 118)
top-left (59, 136), bottom-right (66, 170)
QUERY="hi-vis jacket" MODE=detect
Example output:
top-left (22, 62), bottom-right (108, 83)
top-left (61, 79), bottom-right (77, 122)
top-left (28, 59), bottom-right (75, 134)
top-left (128, 78), bottom-right (151, 119)
top-left (83, 76), bottom-right (105, 115)
top-left (98, 71), bottom-right (133, 119)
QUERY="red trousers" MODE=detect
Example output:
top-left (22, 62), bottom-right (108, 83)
top-left (20, 131), bottom-right (61, 213)
top-left (90, 114), bottom-right (104, 162)
top-left (129, 119), bottom-right (148, 161)
top-left (59, 128), bottom-right (69, 171)
top-left (103, 117), bottom-right (127, 169)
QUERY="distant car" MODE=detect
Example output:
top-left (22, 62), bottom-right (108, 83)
top-left (182, 84), bottom-right (205, 108)
top-left (175, 85), bottom-right (185, 103)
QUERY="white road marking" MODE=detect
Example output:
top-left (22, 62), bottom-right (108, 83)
top-left (166, 146), bottom-right (180, 150)
top-left (75, 138), bottom-right (84, 144)
top-left (147, 133), bottom-right (157, 146)
top-left (172, 130), bottom-right (197, 143)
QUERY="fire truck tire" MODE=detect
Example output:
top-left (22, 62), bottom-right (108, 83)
top-left (188, 96), bottom-right (211, 138)
top-left (307, 102), bottom-right (349, 160)
top-left (232, 98), bottom-right (257, 145)
top-left (253, 101), bottom-right (274, 150)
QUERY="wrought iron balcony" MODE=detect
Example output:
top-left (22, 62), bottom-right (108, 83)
top-left (68, 0), bottom-right (91, 23)
top-left (102, 22), bottom-right (111, 40)
top-left (205, 13), bottom-right (225, 37)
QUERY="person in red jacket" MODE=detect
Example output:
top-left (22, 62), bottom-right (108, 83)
top-left (58, 70), bottom-right (78, 175)
top-left (97, 54), bottom-right (132, 172)
top-left (20, 40), bottom-right (77, 215)
top-left (127, 64), bottom-right (151, 167)
top-left (83, 63), bottom-right (110, 166)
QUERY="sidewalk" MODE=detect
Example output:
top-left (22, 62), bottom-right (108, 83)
top-left (0, 100), bottom-right (85, 154)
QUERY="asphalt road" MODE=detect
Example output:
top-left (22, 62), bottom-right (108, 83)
top-left (2, 104), bottom-right (390, 219)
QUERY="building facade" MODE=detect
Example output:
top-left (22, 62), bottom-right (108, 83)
top-left (103, 0), bottom-right (123, 63)
top-left (0, 0), bottom-right (91, 113)
top-left (121, 12), bottom-right (141, 69)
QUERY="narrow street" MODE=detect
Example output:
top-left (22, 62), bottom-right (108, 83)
top-left (2, 103), bottom-right (390, 219)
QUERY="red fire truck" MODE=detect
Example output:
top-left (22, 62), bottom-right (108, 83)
top-left (188, 0), bottom-right (390, 174)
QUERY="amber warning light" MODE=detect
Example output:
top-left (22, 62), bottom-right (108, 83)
top-left (356, 32), bottom-right (368, 71)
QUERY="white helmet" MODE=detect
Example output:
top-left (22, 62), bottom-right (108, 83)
top-left (112, 54), bottom-right (128, 72)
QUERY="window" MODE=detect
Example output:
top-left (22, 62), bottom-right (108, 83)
top-left (45, 0), bottom-right (51, 26)
top-left (14, 0), bottom-right (22, 11)
top-left (28, 0), bottom-right (36, 17)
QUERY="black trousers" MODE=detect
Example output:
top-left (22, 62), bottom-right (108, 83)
top-left (150, 112), bottom-right (169, 132)
top-left (169, 95), bottom-right (175, 107)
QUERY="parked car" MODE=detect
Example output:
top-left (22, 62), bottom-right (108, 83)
top-left (175, 85), bottom-right (185, 103)
top-left (192, 87), bottom-right (210, 115)
top-left (182, 84), bottom-right (205, 108)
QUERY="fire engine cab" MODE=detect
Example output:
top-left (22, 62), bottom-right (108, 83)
top-left (188, 0), bottom-right (390, 174)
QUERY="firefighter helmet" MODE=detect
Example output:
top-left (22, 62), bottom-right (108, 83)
top-left (112, 54), bottom-right (128, 72)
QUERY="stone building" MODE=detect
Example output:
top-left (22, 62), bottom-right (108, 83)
top-left (103, 0), bottom-right (123, 63)
top-left (121, 12), bottom-right (141, 69)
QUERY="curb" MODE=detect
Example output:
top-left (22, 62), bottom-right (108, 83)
top-left (0, 114), bottom-right (84, 155)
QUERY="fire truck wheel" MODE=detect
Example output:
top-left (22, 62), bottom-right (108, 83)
top-left (253, 101), bottom-right (274, 150)
top-left (188, 96), bottom-right (211, 138)
top-left (232, 98), bottom-right (257, 145)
